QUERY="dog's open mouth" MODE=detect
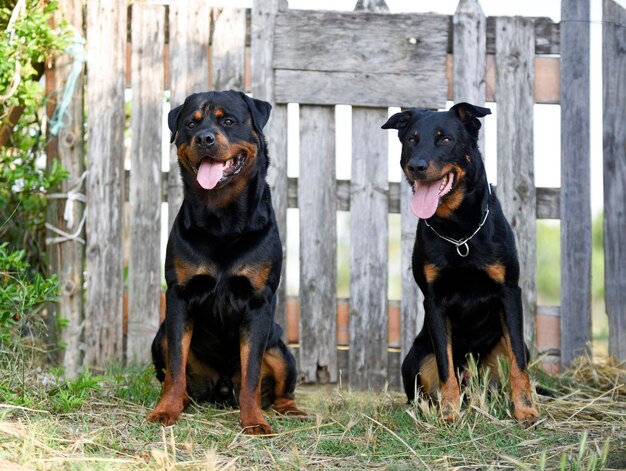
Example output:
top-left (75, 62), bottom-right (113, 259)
top-left (195, 153), bottom-right (246, 190)
top-left (411, 172), bottom-right (454, 219)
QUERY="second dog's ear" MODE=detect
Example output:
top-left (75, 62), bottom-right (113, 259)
top-left (449, 102), bottom-right (491, 137)
top-left (239, 92), bottom-right (272, 134)
top-left (168, 104), bottom-right (183, 143)
top-left (381, 111), bottom-right (410, 130)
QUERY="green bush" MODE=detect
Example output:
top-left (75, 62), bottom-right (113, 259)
top-left (1, 0), bottom-right (69, 271)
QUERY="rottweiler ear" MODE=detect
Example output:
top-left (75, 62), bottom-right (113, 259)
top-left (168, 104), bottom-right (183, 143)
top-left (381, 111), bottom-right (410, 130)
top-left (239, 92), bottom-right (272, 134)
top-left (449, 102), bottom-right (491, 137)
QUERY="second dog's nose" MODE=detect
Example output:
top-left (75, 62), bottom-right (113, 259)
top-left (196, 131), bottom-right (215, 146)
top-left (409, 159), bottom-right (428, 173)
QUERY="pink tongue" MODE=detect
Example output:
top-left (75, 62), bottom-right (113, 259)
top-left (197, 159), bottom-right (224, 190)
top-left (411, 179), bottom-right (443, 219)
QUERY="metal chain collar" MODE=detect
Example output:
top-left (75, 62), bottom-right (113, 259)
top-left (423, 184), bottom-right (492, 257)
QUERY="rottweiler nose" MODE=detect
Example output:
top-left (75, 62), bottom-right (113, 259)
top-left (408, 159), bottom-right (428, 174)
top-left (196, 130), bottom-right (215, 147)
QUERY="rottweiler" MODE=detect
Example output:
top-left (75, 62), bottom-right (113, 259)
top-left (147, 90), bottom-right (305, 434)
top-left (382, 102), bottom-right (540, 425)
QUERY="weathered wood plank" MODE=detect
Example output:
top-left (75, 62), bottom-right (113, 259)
top-left (284, 178), bottom-right (559, 219)
top-left (448, 55), bottom-right (560, 105)
top-left (45, 0), bottom-right (85, 377)
top-left (274, 10), bottom-right (448, 75)
top-left (495, 17), bottom-right (537, 349)
top-left (168, 0), bottom-right (210, 229)
top-left (560, 0), bottom-right (592, 366)
top-left (603, 0), bottom-right (626, 362)
top-left (211, 8), bottom-right (246, 90)
top-left (274, 69), bottom-right (446, 108)
top-left (85, 0), bottom-right (126, 366)
top-left (349, 107), bottom-right (389, 390)
top-left (273, 9), bottom-right (447, 108)
top-left (298, 105), bottom-right (337, 383)
top-left (488, 17), bottom-right (559, 55)
top-left (127, 3), bottom-right (164, 365)
top-left (399, 182), bottom-right (424, 388)
top-left (151, 173), bottom-right (559, 220)
top-left (453, 0), bottom-right (486, 151)
top-left (251, 0), bottom-right (289, 336)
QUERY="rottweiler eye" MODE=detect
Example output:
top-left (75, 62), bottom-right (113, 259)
top-left (223, 118), bottom-right (234, 126)
top-left (440, 136), bottom-right (452, 145)
top-left (187, 121), bottom-right (196, 129)
top-left (407, 134), bottom-right (418, 144)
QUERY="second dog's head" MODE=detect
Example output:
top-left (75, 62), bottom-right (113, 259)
top-left (382, 102), bottom-right (491, 219)
top-left (168, 90), bottom-right (271, 192)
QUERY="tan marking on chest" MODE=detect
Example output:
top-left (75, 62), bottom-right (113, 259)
top-left (173, 258), bottom-right (217, 285)
top-left (231, 260), bottom-right (272, 293)
top-left (423, 263), bottom-right (440, 284)
top-left (485, 262), bottom-right (506, 283)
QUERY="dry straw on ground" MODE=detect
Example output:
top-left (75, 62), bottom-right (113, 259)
top-left (0, 355), bottom-right (624, 470)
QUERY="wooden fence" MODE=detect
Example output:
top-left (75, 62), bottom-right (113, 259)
top-left (43, 0), bottom-right (626, 385)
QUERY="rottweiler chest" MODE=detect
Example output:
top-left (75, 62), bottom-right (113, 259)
top-left (427, 265), bottom-right (504, 318)
top-left (174, 257), bottom-right (272, 305)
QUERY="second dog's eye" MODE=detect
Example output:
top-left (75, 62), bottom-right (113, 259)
top-left (440, 136), bottom-right (452, 144)
top-left (223, 118), bottom-right (234, 126)
top-left (187, 121), bottom-right (196, 129)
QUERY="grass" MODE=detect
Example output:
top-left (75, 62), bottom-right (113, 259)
top-left (0, 356), bottom-right (624, 470)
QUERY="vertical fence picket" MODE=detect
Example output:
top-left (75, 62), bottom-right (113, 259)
top-left (495, 17), bottom-right (537, 349)
top-left (46, 0), bottom-right (85, 377)
top-left (603, 0), bottom-right (626, 362)
top-left (349, 107), bottom-right (389, 390)
top-left (211, 8), bottom-right (246, 91)
top-left (168, 1), bottom-right (211, 229)
top-left (400, 185), bottom-right (423, 387)
top-left (84, 0), bottom-right (126, 366)
top-left (127, 3), bottom-right (164, 364)
top-left (560, 0), bottom-right (592, 366)
top-left (251, 0), bottom-right (289, 336)
top-left (298, 105), bottom-right (337, 383)
top-left (453, 0), bottom-right (486, 151)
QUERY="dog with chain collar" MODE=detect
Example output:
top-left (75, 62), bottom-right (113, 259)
top-left (382, 102), bottom-right (540, 425)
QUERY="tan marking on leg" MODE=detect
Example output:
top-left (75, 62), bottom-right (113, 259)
top-left (418, 354), bottom-right (440, 396)
top-left (480, 336), bottom-right (508, 386)
top-left (147, 329), bottom-right (193, 426)
top-left (502, 327), bottom-right (540, 425)
top-left (239, 341), bottom-right (272, 435)
top-left (439, 337), bottom-right (460, 421)
top-left (485, 262), bottom-right (506, 284)
top-left (262, 347), bottom-right (306, 417)
top-left (186, 349), bottom-right (219, 396)
top-left (423, 263), bottom-right (440, 284)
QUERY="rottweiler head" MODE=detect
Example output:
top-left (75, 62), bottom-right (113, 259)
top-left (382, 102), bottom-right (491, 219)
top-left (168, 90), bottom-right (271, 192)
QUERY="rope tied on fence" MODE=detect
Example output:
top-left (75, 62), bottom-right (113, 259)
top-left (48, 27), bottom-right (86, 136)
top-left (45, 170), bottom-right (87, 245)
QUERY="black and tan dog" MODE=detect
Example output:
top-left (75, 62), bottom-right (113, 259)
top-left (147, 90), bottom-right (305, 434)
top-left (382, 103), bottom-right (540, 425)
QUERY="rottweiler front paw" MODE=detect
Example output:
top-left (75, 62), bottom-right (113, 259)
top-left (147, 408), bottom-right (182, 426)
top-left (241, 421), bottom-right (274, 436)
